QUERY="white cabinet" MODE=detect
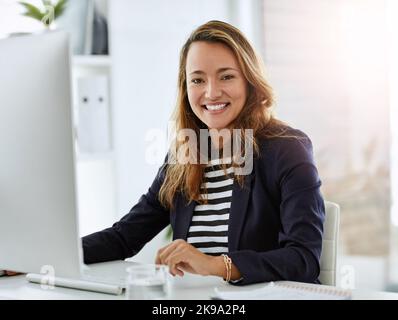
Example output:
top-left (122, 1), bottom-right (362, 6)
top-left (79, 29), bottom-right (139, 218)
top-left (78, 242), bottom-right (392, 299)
top-left (71, 1), bottom-right (117, 237)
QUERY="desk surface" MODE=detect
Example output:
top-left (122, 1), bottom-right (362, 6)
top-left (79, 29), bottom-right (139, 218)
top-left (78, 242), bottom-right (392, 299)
top-left (1, 274), bottom-right (398, 300)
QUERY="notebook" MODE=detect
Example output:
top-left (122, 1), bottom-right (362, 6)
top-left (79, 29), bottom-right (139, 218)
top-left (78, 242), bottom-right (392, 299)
top-left (212, 282), bottom-right (352, 300)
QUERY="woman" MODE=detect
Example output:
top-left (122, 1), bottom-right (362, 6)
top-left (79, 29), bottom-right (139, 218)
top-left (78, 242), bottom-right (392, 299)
top-left (83, 20), bottom-right (325, 285)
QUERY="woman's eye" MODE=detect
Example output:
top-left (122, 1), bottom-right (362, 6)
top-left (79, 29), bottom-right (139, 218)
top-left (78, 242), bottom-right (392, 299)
top-left (222, 75), bottom-right (234, 80)
top-left (191, 78), bottom-right (203, 84)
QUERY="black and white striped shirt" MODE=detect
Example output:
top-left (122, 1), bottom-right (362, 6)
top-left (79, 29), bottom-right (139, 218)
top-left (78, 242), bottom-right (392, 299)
top-left (187, 158), bottom-right (234, 256)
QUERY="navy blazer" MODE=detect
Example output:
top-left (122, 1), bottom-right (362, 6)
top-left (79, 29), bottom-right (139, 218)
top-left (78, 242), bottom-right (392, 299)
top-left (83, 128), bottom-right (325, 285)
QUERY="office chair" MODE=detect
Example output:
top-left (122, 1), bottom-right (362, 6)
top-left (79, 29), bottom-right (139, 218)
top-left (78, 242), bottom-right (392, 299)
top-left (319, 201), bottom-right (340, 286)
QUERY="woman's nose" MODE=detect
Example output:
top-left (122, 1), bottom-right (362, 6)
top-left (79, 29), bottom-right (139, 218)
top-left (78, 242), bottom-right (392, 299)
top-left (205, 80), bottom-right (222, 100)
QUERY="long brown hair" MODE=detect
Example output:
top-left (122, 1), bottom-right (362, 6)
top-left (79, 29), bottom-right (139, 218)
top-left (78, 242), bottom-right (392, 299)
top-left (159, 20), bottom-right (282, 209)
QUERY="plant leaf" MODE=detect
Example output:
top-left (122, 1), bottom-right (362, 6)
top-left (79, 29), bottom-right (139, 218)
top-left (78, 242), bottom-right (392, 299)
top-left (41, 0), bottom-right (52, 7)
top-left (54, 0), bottom-right (67, 19)
top-left (19, 2), bottom-right (45, 21)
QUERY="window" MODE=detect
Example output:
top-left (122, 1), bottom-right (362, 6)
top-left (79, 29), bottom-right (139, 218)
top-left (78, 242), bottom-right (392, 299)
top-left (263, 0), bottom-right (393, 289)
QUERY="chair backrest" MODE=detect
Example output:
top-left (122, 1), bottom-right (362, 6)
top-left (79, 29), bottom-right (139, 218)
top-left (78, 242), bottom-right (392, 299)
top-left (319, 201), bottom-right (340, 286)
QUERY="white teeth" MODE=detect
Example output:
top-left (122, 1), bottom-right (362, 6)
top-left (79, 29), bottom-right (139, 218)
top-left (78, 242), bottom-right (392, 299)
top-left (206, 103), bottom-right (228, 111)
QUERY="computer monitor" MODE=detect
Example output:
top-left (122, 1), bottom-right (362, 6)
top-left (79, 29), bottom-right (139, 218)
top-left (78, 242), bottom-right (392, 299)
top-left (0, 31), bottom-right (82, 278)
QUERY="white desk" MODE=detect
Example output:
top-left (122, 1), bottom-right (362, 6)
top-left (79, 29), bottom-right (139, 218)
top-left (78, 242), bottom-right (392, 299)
top-left (1, 274), bottom-right (398, 300)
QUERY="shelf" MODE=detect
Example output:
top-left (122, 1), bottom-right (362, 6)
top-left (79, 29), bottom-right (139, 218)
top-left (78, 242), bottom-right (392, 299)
top-left (72, 55), bottom-right (112, 68)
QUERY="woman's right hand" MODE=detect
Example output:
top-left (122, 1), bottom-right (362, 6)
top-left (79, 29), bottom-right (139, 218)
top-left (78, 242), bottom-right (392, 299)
top-left (1, 270), bottom-right (20, 276)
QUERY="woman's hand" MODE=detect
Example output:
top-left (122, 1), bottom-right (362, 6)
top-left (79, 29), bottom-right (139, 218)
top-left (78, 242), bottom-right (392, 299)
top-left (5, 271), bottom-right (17, 276)
top-left (1, 271), bottom-right (20, 276)
top-left (155, 239), bottom-right (218, 277)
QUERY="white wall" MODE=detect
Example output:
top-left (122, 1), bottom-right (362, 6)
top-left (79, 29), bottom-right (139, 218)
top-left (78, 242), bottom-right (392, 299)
top-left (109, 0), bottom-right (231, 262)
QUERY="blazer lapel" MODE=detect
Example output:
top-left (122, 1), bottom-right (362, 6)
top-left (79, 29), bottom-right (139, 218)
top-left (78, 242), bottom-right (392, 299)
top-left (172, 195), bottom-right (196, 240)
top-left (228, 172), bottom-right (254, 252)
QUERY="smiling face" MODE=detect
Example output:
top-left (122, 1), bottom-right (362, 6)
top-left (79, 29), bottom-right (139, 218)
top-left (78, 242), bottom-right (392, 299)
top-left (186, 41), bottom-right (248, 130)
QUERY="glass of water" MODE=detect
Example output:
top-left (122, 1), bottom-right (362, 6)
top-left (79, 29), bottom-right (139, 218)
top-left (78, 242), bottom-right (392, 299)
top-left (125, 264), bottom-right (170, 300)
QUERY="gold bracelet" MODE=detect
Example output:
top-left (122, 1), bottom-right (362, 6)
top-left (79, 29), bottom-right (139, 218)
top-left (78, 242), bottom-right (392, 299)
top-left (221, 254), bottom-right (232, 282)
top-left (226, 255), bottom-right (232, 282)
top-left (221, 254), bottom-right (228, 281)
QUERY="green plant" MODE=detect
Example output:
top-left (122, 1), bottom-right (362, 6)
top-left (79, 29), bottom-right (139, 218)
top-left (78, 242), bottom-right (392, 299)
top-left (19, 0), bottom-right (67, 29)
